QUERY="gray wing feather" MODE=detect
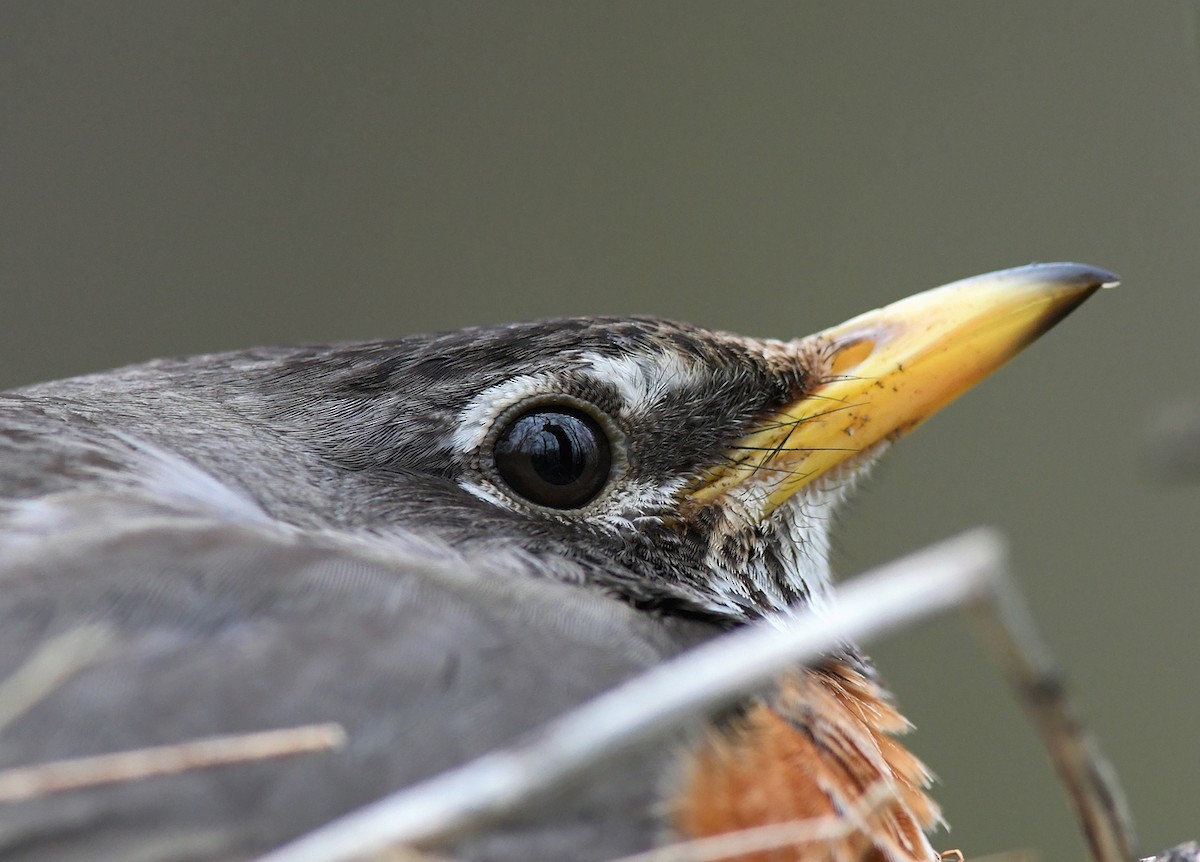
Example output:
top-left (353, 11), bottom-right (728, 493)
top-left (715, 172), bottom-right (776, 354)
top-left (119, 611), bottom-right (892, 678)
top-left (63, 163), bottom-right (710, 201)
top-left (0, 495), bottom-right (710, 861)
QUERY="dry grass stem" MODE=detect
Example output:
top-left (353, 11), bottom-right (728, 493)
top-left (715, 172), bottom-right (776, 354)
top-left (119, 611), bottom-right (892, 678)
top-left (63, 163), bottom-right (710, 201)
top-left (604, 781), bottom-right (897, 862)
top-left (0, 722), bottom-right (346, 803)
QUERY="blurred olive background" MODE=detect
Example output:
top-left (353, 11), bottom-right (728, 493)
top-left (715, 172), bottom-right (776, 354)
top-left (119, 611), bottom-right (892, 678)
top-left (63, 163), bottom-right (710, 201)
top-left (3, 3), bottom-right (1199, 858)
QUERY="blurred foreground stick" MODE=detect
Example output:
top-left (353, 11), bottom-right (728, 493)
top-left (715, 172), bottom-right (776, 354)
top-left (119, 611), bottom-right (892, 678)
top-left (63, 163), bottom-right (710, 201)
top-left (261, 530), bottom-right (1139, 862)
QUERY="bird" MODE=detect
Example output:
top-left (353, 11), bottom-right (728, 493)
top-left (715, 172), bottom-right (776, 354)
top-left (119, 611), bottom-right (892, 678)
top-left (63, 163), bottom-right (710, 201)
top-left (0, 263), bottom-right (1113, 862)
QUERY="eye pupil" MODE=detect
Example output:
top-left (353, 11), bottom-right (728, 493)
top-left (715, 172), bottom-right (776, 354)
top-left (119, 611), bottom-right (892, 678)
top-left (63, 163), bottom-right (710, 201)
top-left (494, 406), bottom-right (612, 508)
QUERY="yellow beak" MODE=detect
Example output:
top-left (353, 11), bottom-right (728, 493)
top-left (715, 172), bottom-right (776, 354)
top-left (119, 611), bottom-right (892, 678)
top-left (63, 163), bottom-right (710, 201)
top-left (690, 262), bottom-right (1117, 516)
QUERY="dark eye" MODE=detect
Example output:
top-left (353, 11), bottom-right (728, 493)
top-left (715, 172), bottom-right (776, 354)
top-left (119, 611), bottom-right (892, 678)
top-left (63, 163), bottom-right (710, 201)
top-left (493, 405), bottom-right (613, 509)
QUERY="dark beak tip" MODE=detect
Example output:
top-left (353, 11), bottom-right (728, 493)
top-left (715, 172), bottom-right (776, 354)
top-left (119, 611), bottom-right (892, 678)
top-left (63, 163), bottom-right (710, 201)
top-left (1019, 261), bottom-right (1121, 291)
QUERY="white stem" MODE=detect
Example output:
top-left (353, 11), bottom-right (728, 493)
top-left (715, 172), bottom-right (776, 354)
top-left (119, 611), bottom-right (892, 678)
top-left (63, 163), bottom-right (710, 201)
top-left (258, 529), bottom-right (1005, 862)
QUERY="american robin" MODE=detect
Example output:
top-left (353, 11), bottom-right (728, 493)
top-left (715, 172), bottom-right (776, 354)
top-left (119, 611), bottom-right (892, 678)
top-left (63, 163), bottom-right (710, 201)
top-left (0, 263), bottom-right (1111, 862)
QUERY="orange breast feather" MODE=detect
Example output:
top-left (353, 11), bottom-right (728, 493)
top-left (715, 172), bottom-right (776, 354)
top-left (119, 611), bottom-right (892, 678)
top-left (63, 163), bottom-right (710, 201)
top-left (672, 663), bottom-right (941, 862)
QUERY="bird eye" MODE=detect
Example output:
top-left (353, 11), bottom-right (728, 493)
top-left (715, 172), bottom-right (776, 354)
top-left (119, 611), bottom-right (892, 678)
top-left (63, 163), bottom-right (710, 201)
top-left (493, 405), bottom-right (613, 509)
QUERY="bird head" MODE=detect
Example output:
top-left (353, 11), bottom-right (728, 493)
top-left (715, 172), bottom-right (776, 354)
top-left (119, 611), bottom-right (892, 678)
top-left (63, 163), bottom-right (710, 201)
top-left (246, 263), bottom-right (1111, 624)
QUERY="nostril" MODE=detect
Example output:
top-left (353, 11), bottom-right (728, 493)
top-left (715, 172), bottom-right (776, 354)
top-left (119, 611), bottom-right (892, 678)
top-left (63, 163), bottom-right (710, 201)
top-left (828, 338), bottom-right (875, 376)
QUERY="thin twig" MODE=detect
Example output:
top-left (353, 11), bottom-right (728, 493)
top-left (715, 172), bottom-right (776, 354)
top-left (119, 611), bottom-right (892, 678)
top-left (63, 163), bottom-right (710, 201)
top-left (0, 723), bottom-right (347, 803)
top-left (257, 530), bottom-right (1005, 862)
top-left (969, 576), bottom-right (1135, 862)
top-left (965, 850), bottom-right (1036, 862)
